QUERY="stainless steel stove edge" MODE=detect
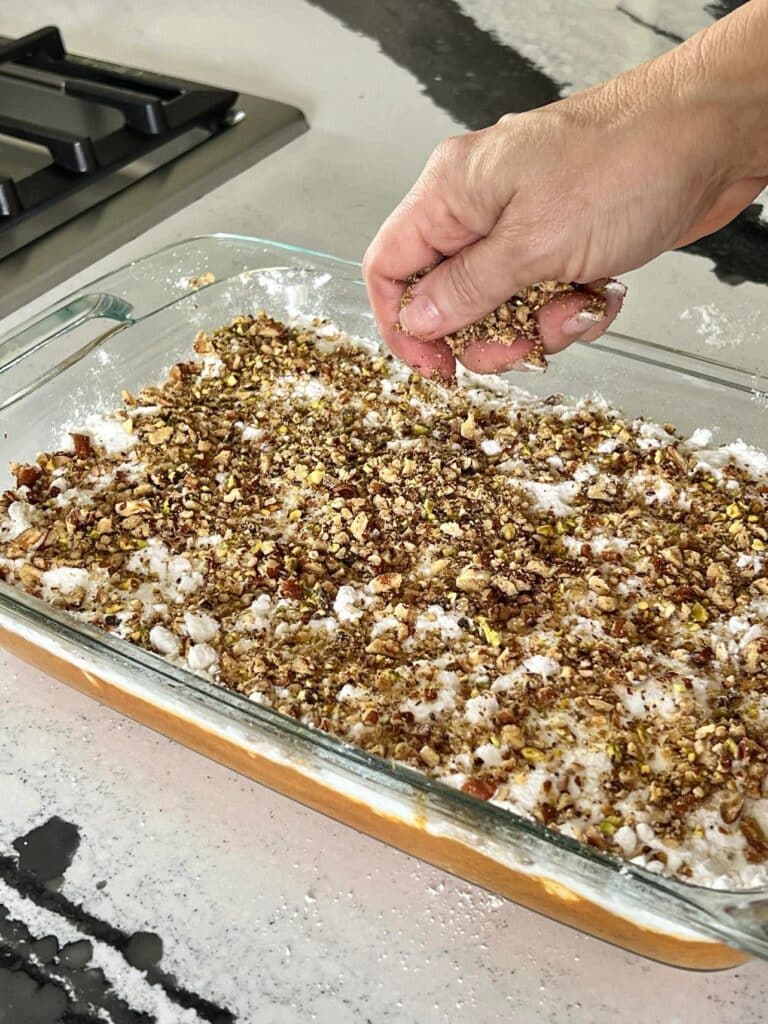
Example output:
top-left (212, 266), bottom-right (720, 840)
top-left (0, 93), bottom-right (308, 319)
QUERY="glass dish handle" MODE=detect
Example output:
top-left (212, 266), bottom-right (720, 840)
top-left (687, 890), bottom-right (768, 961)
top-left (0, 293), bottom-right (133, 412)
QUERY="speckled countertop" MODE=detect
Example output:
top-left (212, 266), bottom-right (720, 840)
top-left (1, 2), bottom-right (768, 1022)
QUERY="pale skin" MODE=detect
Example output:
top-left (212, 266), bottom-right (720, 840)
top-left (364, 0), bottom-right (768, 379)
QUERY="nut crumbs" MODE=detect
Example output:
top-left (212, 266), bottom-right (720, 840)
top-left (1, 311), bottom-right (767, 888)
top-left (398, 268), bottom-right (610, 372)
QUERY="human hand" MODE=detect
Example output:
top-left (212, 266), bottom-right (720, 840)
top-left (364, 19), bottom-right (768, 378)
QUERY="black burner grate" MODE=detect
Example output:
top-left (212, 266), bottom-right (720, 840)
top-left (0, 26), bottom-right (240, 258)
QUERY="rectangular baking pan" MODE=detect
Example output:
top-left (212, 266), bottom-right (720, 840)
top-left (1, 233), bottom-right (767, 969)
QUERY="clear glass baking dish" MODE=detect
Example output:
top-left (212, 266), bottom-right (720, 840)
top-left (1, 233), bottom-right (768, 969)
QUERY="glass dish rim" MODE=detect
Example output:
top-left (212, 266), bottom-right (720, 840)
top-left (2, 231), bottom-right (768, 959)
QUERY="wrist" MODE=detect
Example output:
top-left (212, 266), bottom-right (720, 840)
top-left (676, 1), bottom-right (768, 184)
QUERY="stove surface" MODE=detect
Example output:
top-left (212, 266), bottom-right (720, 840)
top-left (0, 27), bottom-right (307, 317)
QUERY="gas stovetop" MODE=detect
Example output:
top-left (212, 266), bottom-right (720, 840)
top-left (0, 26), bottom-right (307, 317)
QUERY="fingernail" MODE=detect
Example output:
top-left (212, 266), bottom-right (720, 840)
top-left (562, 310), bottom-right (603, 337)
top-left (400, 293), bottom-right (441, 338)
top-left (604, 281), bottom-right (627, 298)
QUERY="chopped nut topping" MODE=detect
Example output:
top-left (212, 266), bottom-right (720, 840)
top-left (1, 310), bottom-right (767, 889)
top-left (369, 572), bottom-right (403, 594)
top-left (183, 272), bottom-right (216, 290)
top-left (398, 268), bottom-right (611, 371)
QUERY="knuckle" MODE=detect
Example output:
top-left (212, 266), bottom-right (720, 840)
top-left (534, 230), bottom-right (564, 272)
top-left (502, 210), bottom-right (570, 280)
top-left (362, 237), bottom-right (387, 283)
top-left (491, 215), bottom-right (524, 250)
top-left (463, 140), bottom-right (494, 192)
top-left (495, 112), bottom-right (518, 131)
top-left (557, 236), bottom-right (593, 283)
top-left (361, 248), bottom-right (374, 280)
top-left (444, 253), bottom-right (483, 312)
top-left (430, 195), bottom-right (472, 249)
top-left (432, 134), bottom-right (468, 169)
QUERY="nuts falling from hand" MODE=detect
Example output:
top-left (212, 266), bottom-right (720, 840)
top-left (398, 267), bottom-right (613, 372)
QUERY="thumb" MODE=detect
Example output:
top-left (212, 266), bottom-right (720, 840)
top-left (399, 230), bottom-right (553, 340)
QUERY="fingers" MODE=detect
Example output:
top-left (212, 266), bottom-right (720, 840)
top-left (537, 280), bottom-right (626, 353)
top-left (456, 338), bottom-right (538, 374)
top-left (386, 274), bottom-right (627, 379)
top-left (363, 195), bottom-right (483, 378)
top-left (397, 227), bottom-right (553, 341)
top-left (362, 122), bottom-right (632, 379)
top-left (455, 280), bottom-right (626, 375)
top-left (385, 329), bottom-right (457, 381)
top-left (363, 130), bottom-right (523, 376)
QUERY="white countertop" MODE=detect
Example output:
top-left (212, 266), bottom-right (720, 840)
top-left (2, 3), bottom-right (767, 1021)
